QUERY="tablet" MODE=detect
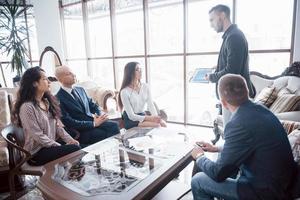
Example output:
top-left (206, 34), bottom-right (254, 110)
top-left (189, 68), bottom-right (214, 83)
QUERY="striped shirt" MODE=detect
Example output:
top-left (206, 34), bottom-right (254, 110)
top-left (19, 102), bottom-right (74, 155)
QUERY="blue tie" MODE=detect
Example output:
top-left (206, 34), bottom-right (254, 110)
top-left (71, 89), bottom-right (84, 108)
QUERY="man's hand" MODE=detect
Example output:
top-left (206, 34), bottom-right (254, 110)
top-left (205, 73), bottom-right (210, 81)
top-left (191, 146), bottom-right (205, 160)
top-left (94, 113), bottom-right (109, 127)
top-left (68, 139), bottom-right (80, 146)
top-left (196, 141), bottom-right (219, 152)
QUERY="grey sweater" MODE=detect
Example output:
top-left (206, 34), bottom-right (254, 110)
top-left (19, 102), bottom-right (74, 155)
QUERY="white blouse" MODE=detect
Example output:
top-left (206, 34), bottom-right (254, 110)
top-left (120, 83), bottom-right (158, 122)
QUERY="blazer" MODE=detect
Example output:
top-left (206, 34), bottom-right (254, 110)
top-left (56, 86), bottom-right (100, 131)
top-left (196, 100), bottom-right (296, 200)
top-left (209, 24), bottom-right (255, 98)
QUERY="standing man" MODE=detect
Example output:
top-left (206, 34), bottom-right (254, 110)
top-left (205, 4), bottom-right (255, 125)
top-left (191, 74), bottom-right (296, 200)
top-left (55, 66), bottom-right (120, 147)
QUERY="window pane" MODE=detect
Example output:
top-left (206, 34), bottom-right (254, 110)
top-left (27, 7), bottom-right (39, 61)
top-left (249, 53), bottom-right (290, 76)
top-left (187, 55), bottom-right (219, 126)
top-left (0, 63), bottom-right (17, 87)
top-left (67, 60), bottom-right (88, 81)
top-left (115, 0), bottom-right (144, 56)
top-left (61, 0), bottom-right (81, 6)
top-left (236, 0), bottom-right (293, 50)
top-left (115, 58), bottom-right (145, 90)
top-left (148, 0), bottom-right (183, 54)
top-left (87, 0), bottom-right (112, 58)
top-left (63, 5), bottom-right (86, 59)
top-left (187, 0), bottom-right (231, 53)
top-left (149, 56), bottom-right (184, 122)
top-left (89, 59), bottom-right (115, 88)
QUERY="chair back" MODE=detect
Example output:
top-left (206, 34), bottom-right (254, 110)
top-left (1, 125), bottom-right (30, 170)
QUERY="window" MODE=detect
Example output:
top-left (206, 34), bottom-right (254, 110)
top-left (0, 1), bottom-right (38, 87)
top-left (148, 0), bottom-right (183, 54)
top-left (115, 0), bottom-right (144, 56)
top-left (87, 0), bottom-right (112, 58)
top-left (63, 4), bottom-right (86, 59)
top-left (149, 56), bottom-right (184, 122)
top-left (187, 0), bottom-right (231, 53)
top-left (60, 0), bottom-right (295, 126)
top-left (236, 0), bottom-right (294, 75)
top-left (89, 59), bottom-right (115, 88)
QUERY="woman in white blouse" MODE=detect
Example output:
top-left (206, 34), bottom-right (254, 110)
top-left (118, 62), bottom-right (166, 129)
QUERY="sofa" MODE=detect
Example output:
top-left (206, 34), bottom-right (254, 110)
top-left (212, 72), bottom-right (300, 144)
top-left (250, 72), bottom-right (300, 123)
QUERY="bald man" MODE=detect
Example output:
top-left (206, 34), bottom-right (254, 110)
top-left (55, 66), bottom-right (119, 146)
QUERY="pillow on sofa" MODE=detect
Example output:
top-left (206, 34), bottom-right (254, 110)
top-left (288, 129), bottom-right (300, 164)
top-left (270, 95), bottom-right (300, 113)
top-left (281, 120), bottom-right (300, 134)
top-left (254, 86), bottom-right (278, 107)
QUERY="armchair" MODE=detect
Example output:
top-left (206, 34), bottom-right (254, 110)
top-left (1, 125), bottom-right (44, 199)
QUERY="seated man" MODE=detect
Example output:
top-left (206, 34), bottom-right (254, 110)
top-left (191, 74), bottom-right (297, 200)
top-left (55, 66), bottom-right (120, 146)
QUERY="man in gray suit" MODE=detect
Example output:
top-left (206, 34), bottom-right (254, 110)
top-left (191, 74), bottom-right (296, 200)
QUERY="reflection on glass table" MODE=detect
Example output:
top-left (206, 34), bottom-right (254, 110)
top-left (52, 138), bottom-right (164, 196)
top-left (51, 127), bottom-right (192, 197)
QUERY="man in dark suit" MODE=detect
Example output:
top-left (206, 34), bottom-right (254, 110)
top-left (205, 4), bottom-right (255, 126)
top-left (191, 74), bottom-right (297, 200)
top-left (55, 66), bottom-right (119, 146)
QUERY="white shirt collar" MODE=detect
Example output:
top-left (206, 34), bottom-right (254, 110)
top-left (61, 86), bottom-right (74, 95)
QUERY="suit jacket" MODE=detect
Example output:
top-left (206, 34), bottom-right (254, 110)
top-left (56, 87), bottom-right (100, 131)
top-left (196, 100), bottom-right (296, 200)
top-left (209, 24), bottom-right (255, 98)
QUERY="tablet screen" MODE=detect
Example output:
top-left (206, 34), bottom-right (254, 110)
top-left (189, 68), bottom-right (213, 83)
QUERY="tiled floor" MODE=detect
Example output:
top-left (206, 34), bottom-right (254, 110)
top-left (0, 124), bottom-right (216, 200)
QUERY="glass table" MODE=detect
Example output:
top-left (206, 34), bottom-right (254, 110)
top-left (37, 127), bottom-right (194, 200)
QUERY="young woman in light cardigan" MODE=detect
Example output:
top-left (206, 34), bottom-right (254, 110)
top-left (118, 62), bottom-right (167, 130)
top-left (12, 67), bottom-right (80, 166)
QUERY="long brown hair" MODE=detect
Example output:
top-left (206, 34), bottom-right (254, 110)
top-left (118, 62), bottom-right (139, 111)
top-left (12, 67), bottom-right (61, 126)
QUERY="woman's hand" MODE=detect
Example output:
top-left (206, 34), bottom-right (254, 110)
top-left (160, 119), bottom-right (167, 127)
top-left (146, 115), bottom-right (161, 123)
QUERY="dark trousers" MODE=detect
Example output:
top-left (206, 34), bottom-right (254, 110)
top-left (122, 111), bottom-right (145, 130)
top-left (28, 144), bottom-right (80, 166)
top-left (79, 120), bottom-right (120, 146)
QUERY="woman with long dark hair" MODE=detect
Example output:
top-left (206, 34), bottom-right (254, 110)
top-left (12, 67), bottom-right (80, 166)
top-left (118, 62), bottom-right (166, 129)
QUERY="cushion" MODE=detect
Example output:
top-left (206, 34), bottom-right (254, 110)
top-left (288, 129), bottom-right (300, 164)
top-left (281, 120), bottom-right (300, 134)
top-left (270, 95), bottom-right (300, 113)
top-left (254, 86), bottom-right (278, 107)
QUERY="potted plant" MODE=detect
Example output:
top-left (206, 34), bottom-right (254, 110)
top-left (0, 0), bottom-right (30, 86)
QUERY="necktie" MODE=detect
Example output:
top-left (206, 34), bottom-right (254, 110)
top-left (71, 89), bottom-right (84, 109)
